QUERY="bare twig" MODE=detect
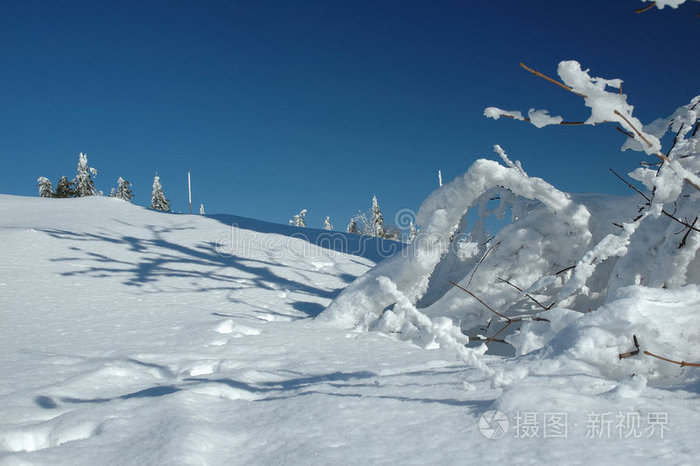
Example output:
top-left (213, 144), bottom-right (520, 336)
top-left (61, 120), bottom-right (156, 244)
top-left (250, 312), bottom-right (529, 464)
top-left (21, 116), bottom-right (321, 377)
top-left (610, 168), bottom-right (700, 233)
top-left (450, 281), bottom-right (549, 345)
top-left (466, 241), bottom-right (501, 288)
top-left (616, 126), bottom-right (635, 139)
top-left (450, 281), bottom-right (508, 320)
top-left (497, 277), bottom-right (553, 311)
top-left (679, 217), bottom-right (698, 248)
top-left (619, 335), bottom-right (700, 367)
top-left (468, 336), bottom-right (510, 345)
top-left (609, 169), bottom-right (651, 202)
top-left (610, 112), bottom-right (700, 193)
top-left (635, 2), bottom-right (656, 14)
top-left (619, 335), bottom-right (640, 359)
top-left (613, 110), bottom-right (657, 150)
top-left (496, 113), bottom-right (586, 125)
top-left (520, 62), bottom-right (587, 98)
top-left (644, 350), bottom-right (700, 367)
top-left (554, 264), bottom-right (576, 275)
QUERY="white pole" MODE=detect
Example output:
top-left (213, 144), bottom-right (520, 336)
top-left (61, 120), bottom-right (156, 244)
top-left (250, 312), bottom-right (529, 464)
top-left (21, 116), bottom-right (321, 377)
top-left (438, 169), bottom-right (443, 187)
top-left (188, 169), bottom-right (192, 214)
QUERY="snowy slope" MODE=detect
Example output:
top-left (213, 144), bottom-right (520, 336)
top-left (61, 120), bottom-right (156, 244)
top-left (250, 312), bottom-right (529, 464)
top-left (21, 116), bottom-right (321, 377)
top-left (1, 194), bottom-right (699, 465)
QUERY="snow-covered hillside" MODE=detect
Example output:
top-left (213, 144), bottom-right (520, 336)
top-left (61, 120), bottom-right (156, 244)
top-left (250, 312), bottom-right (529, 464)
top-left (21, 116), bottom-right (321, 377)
top-left (1, 194), bottom-right (699, 465)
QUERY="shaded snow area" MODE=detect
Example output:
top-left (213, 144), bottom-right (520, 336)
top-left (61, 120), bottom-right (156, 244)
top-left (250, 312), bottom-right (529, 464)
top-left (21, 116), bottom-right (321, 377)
top-left (1, 189), bottom-right (699, 465)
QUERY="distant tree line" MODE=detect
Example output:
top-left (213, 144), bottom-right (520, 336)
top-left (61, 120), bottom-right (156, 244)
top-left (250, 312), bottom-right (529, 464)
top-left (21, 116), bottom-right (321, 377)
top-left (37, 152), bottom-right (173, 212)
top-left (290, 194), bottom-right (404, 241)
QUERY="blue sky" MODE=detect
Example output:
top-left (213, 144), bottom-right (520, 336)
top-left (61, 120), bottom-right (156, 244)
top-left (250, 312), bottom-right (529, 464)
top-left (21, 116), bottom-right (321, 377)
top-left (1, 0), bottom-right (698, 230)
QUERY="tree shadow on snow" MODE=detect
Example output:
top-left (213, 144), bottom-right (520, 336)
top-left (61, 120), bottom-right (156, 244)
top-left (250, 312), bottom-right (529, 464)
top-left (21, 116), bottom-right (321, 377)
top-left (39, 220), bottom-right (351, 304)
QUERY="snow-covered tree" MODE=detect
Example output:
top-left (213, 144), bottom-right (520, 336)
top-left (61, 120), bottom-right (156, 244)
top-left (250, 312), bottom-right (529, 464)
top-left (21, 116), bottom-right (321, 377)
top-left (324, 216), bottom-right (333, 231)
top-left (115, 177), bottom-right (133, 202)
top-left (408, 221), bottom-right (418, 242)
top-left (346, 217), bottom-right (359, 234)
top-left (150, 175), bottom-right (171, 212)
top-left (199, 203), bottom-right (206, 215)
top-left (55, 176), bottom-right (75, 198)
top-left (371, 195), bottom-right (386, 238)
top-left (290, 209), bottom-right (307, 227)
top-left (37, 177), bottom-right (53, 198)
top-left (73, 152), bottom-right (98, 197)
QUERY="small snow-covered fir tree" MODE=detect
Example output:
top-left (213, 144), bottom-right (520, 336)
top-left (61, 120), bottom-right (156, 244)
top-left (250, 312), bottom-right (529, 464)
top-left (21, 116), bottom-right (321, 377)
top-left (371, 195), bottom-right (386, 238)
top-left (346, 217), bottom-right (359, 234)
top-left (150, 175), bottom-right (171, 212)
top-left (324, 216), bottom-right (333, 231)
top-left (115, 177), bottom-right (133, 202)
top-left (199, 203), bottom-right (206, 215)
top-left (37, 177), bottom-right (53, 198)
top-left (73, 152), bottom-right (98, 197)
top-left (290, 209), bottom-right (307, 227)
top-left (55, 176), bottom-right (75, 198)
top-left (408, 221), bottom-right (418, 242)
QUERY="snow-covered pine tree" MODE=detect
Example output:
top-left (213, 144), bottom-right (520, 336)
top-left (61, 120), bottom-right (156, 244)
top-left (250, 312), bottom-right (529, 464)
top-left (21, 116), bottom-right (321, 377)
top-left (37, 177), bottom-right (53, 198)
top-left (371, 195), bottom-right (386, 238)
top-left (73, 152), bottom-right (98, 197)
top-left (115, 177), bottom-right (133, 202)
top-left (150, 175), bottom-right (171, 212)
top-left (346, 217), bottom-right (359, 234)
top-left (199, 204), bottom-right (206, 215)
top-left (290, 209), bottom-right (307, 227)
top-left (55, 176), bottom-right (75, 198)
top-left (408, 221), bottom-right (418, 242)
top-left (324, 216), bottom-right (333, 231)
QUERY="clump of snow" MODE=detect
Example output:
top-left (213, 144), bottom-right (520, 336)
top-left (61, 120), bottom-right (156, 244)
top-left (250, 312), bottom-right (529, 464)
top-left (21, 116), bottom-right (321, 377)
top-left (643, 0), bottom-right (688, 9)
top-left (527, 108), bottom-right (563, 128)
top-left (483, 107), bottom-right (524, 120)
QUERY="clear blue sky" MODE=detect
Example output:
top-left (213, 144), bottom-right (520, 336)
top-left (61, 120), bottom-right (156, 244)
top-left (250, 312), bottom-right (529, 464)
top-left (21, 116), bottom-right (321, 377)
top-left (1, 0), bottom-right (698, 229)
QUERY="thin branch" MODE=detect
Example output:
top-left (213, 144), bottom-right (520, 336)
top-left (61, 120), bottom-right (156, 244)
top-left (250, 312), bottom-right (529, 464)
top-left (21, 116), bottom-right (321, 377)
top-left (635, 2), bottom-right (656, 14)
top-left (554, 264), bottom-right (576, 275)
top-left (497, 277), bottom-right (553, 311)
top-left (496, 113), bottom-right (586, 125)
top-left (679, 217), bottom-right (698, 248)
top-left (520, 62), bottom-right (587, 98)
top-left (610, 169), bottom-right (700, 233)
top-left (466, 241), bottom-right (501, 288)
top-left (468, 336), bottom-right (510, 345)
top-left (616, 126), bottom-right (635, 139)
top-left (610, 112), bottom-right (700, 195)
top-left (619, 335), bottom-right (640, 359)
top-left (450, 281), bottom-right (549, 345)
top-left (609, 169), bottom-right (650, 202)
top-left (450, 281), bottom-right (508, 320)
top-left (644, 350), bottom-right (700, 367)
top-left (613, 109), bottom-right (657, 150)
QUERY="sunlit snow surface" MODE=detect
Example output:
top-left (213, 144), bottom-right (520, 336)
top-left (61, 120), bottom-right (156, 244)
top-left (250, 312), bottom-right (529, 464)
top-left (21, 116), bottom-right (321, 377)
top-left (1, 195), bottom-right (698, 465)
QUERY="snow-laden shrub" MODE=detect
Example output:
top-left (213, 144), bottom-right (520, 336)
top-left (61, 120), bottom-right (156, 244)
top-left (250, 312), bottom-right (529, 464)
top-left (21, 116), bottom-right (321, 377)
top-left (319, 61), bottom-right (700, 385)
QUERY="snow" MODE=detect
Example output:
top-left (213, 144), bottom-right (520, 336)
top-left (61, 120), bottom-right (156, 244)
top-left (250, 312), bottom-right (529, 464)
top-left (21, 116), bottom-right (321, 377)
top-left (643, 0), bottom-right (689, 9)
top-left (2, 186), bottom-right (700, 464)
top-left (527, 108), bottom-right (563, 128)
